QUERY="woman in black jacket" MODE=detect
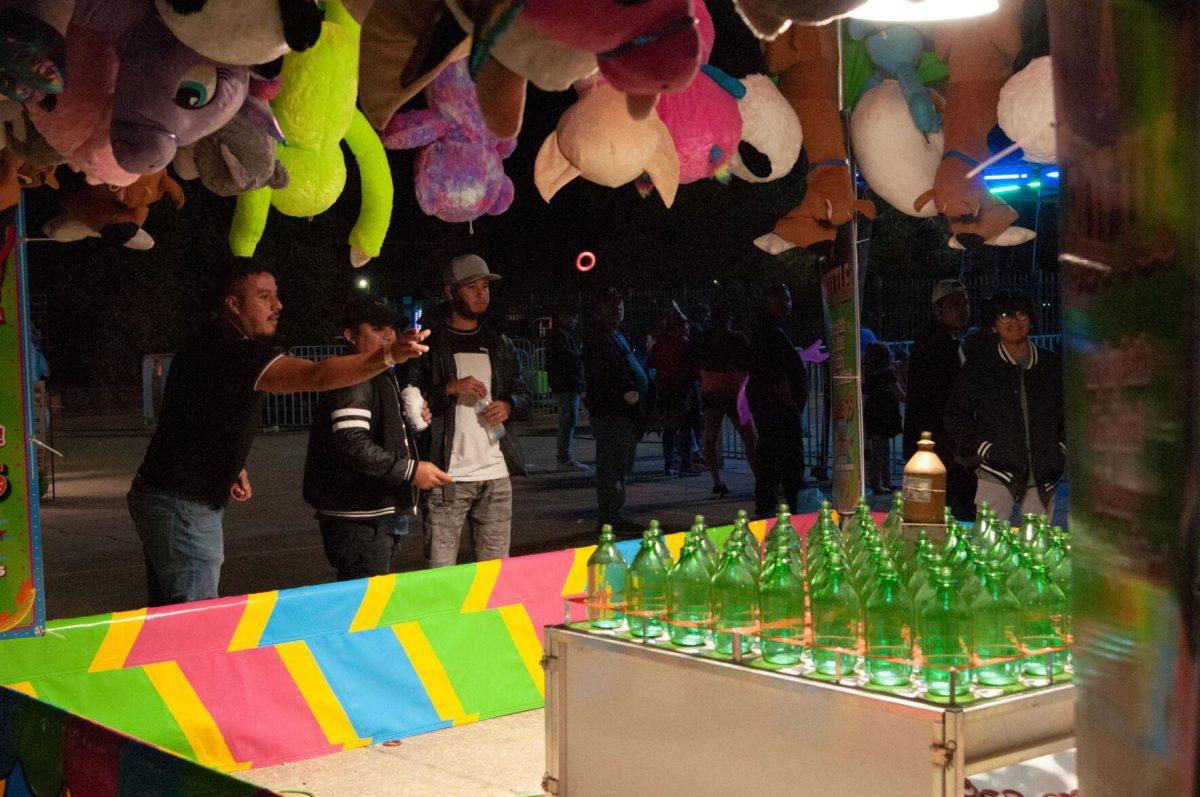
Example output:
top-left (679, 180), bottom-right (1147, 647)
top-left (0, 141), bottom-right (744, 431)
top-left (944, 292), bottom-right (1065, 524)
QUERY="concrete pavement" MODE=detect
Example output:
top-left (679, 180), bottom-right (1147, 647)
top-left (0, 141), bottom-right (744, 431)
top-left (39, 423), bottom-right (759, 619)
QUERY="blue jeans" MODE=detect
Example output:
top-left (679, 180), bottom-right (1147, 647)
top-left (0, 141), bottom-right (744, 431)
top-left (592, 414), bottom-right (639, 525)
top-left (127, 479), bottom-right (225, 606)
top-left (554, 391), bottom-right (581, 463)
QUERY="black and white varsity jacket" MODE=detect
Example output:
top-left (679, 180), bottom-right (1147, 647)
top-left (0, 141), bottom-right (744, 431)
top-left (302, 369), bottom-right (418, 519)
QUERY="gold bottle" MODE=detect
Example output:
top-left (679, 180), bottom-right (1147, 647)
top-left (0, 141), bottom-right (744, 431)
top-left (903, 432), bottom-right (947, 524)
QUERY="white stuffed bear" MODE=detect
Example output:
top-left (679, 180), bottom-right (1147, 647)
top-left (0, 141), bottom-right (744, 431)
top-left (154, 0), bottom-right (324, 66)
top-left (730, 73), bottom-right (802, 184)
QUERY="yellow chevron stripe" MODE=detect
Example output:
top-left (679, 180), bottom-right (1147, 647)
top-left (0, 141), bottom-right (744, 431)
top-left (275, 641), bottom-right (368, 749)
top-left (5, 681), bottom-right (37, 698)
top-left (498, 605), bottom-right (545, 698)
top-left (350, 574), bottom-right (397, 633)
top-left (665, 531), bottom-right (686, 561)
top-left (747, 519), bottom-right (768, 542)
top-left (88, 609), bottom-right (147, 672)
top-left (562, 547), bottom-right (592, 596)
top-left (392, 622), bottom-right (473, 725)
top-left (227, 591), bottom-right (278, 652)
top-left (460, 559), bottom-right (501, 613)
top-left (143, 661), bottom-right (244, 770)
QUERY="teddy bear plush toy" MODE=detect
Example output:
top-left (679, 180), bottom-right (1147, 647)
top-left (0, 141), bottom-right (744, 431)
top-left (173, 95), bottom-right (290, 196)
top-left (382, 59), bottom-right (514, 224)
top-left (43, 168), bottom-right (184, 249)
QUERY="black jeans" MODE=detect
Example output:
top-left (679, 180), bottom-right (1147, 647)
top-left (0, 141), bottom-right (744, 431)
top-left (319, 514), bottom-right (408, 581)
top-left (753, 410), bottom-right (807, 518)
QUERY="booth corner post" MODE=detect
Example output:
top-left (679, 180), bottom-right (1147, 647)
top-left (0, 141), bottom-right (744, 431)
top-left (821, 17), bottom-right (867, 514)
top-left (1050, 0), bottom-right (1200, 792)
top-left (0, 197), bottom-right (47, 639)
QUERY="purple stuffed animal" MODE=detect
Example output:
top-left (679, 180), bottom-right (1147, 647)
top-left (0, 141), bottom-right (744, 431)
top-left (382, 59), bottom-right (514, 224)
top-left (111, 11), bottom-right (249, 175)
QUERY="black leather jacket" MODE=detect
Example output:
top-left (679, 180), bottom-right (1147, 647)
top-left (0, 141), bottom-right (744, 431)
top-left (404, 318), bottom-right (530, 477)
top-left (302, 369), bottom-right (418, 518)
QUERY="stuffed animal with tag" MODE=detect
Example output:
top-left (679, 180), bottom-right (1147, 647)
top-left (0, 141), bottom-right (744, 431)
top-left (383, 58), bottom-right (514, 223)
top-left (44, 168), bottom-right (183, 249)
top-left (756, 21), bottom-right (874, 254)
top-left (229, 0), bottom-right (392, 266)
top-left (534, 76), bottom-right (679, 207)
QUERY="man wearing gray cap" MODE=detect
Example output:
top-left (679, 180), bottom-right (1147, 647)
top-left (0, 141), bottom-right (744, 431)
top-left (902, 278), bottom-right (976, 520)
top-left (405, 255), bottom-right (531, 568)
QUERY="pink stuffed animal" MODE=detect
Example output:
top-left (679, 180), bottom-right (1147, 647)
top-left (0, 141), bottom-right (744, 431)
top-left (382, 59), bottom-right (515, 223)
top-left (650, 1), bottom-right (741, 186)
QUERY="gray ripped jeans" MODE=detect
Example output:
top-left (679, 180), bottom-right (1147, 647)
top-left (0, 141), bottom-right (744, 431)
top-left (425, 477), bottom-right (513, 568)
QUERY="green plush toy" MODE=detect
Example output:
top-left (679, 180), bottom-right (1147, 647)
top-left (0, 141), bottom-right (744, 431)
top-left (230, 0), bottom-right (393, 266)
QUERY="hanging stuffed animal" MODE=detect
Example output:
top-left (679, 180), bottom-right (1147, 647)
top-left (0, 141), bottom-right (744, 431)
top-left (997, 55), bottom-right (1055, 164)
top-left (173, 96), bottom-right (289, 196)
top-left (25, 8), bottom-right (249, 186)
top-left (153, 0), bottom-right (324, 67)
top-left (732, 0), bottom-right (865, 40)
top-left (382, 59), bottom-right (514, 224)
top-left (913, 0), bottom-right (1033, 250)
top-left (43, 169), bottom-right (184, 249)
top-left (756, 21), bottom-right (875, 254)
top-left (851, 79), bottom-right (944, 217)
top-left (534, 76), bottom-right (680, 207)
top-left (0, 0), bottom-right (319, 103)
top-left (849, 21), bottom-right (942, 135)
top-left (647, 1), bottom-right (742, 189)
top-left (729, 73), bottom-right (801, 183)
top-left (0, 148), bottom-right (58, 214)
top-left (229, 0), bottom-right (393, 266)
top-left (443, 0), bottom-right (601, 139)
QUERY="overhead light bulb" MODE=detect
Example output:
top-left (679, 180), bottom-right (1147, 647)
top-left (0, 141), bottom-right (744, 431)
top-left (849, 0), bottom-right (999, 22)
top-left (357, 278), bottom-right (369, 289)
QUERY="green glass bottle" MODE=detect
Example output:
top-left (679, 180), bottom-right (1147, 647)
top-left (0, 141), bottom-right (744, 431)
top-left (970, 567), bottom-right (1021, 687)
top-left (766, 509), bottom-right (802, 557)
top-left (711, 539), bottom-right (757, 655)
top-left (693, 515), bottom-right (720, 560)
top-left (1018, 514), bottom-right (1040, 548)
top-left (647, 519), bottom-right (673, 568)
top-left (810, 554), bottom-right (860, 677)
top-left (627, 532), bottom-right (668, 638)
top-left (865, 563), bottom-right (914, 687)
top-left (881, 493), bottom-right (904, 540)
top-left (586, 525), bottom-right (629, 629)
top-left (1018, 563), bottom-right (1067, 676)
top-left (918, 569), bottom-right (971, 697)
top-left (666, 541), bottom-right (712, 646)
top-left (759, 547), bottom-right (805, 665)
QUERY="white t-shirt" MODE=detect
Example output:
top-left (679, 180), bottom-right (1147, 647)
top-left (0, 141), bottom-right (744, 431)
top-left (447, 329), bottom-right (509, 482)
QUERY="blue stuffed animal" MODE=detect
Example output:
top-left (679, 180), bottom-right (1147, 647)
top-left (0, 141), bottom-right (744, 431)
top-left (849, 21), bottom-right (942, 136)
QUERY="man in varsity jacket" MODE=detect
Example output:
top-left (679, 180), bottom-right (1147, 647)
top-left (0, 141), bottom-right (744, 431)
top-left (304, 297), bottom-right (453, 580)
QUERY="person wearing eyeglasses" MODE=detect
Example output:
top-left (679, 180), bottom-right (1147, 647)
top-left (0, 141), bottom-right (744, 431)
top-left (945, 291), bottom-right (1065, 525)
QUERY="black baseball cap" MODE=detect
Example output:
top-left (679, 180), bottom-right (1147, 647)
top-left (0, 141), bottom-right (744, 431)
top-left (343, 296), bottom-right (401, 329)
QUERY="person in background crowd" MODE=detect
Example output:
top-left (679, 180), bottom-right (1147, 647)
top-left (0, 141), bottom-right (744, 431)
top-left (747, 283), bottom-right (808, 518)
top-left (945, 291), bottom-right (1065, 524)
top-left (863, 341), bottom-right (905, 495)
top-left (647, 304), bottom-right (700, 477)
top-left (695, 301), bottom-right (757, 496)
top-left (129, 258), bottom-right (430, 606)
top-left (903, 278), bottom-right (977, 520)
top-left (303, 297), bottom-right (452, 581)
top-left (686, 302), bottom-right (710, 465)
top-left (406, 255), bottom-right (531, 568)
top-left (583, 287), bottom-right (649, 532)
top-left (546, 306), bottom-right (588, 471)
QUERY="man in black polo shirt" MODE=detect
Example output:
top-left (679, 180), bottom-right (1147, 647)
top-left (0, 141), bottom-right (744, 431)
top-left (128, 259), bottom-right (430, 606)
